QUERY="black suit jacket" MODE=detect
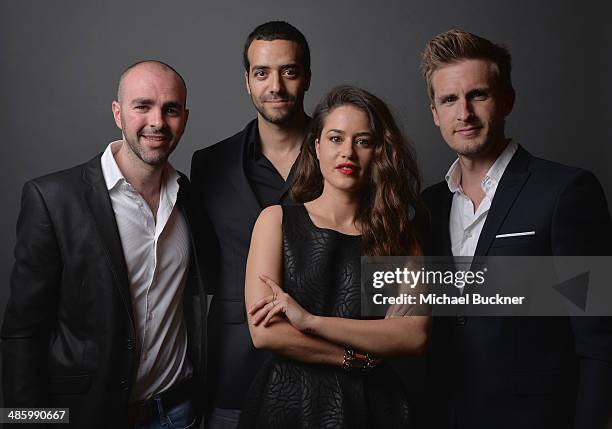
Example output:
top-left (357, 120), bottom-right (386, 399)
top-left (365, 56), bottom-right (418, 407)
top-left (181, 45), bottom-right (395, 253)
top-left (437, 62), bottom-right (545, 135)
top-left (1, 154), bottom-right (215, 428)
top-left (190, 120), bottom-right (274, 411)
top-left (422, 146), bottom-right (612, 429)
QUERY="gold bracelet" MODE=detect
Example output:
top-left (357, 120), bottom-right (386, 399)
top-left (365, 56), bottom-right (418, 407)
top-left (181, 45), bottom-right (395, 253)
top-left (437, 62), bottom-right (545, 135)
top-left (342, 348), bottom-right (380, 371)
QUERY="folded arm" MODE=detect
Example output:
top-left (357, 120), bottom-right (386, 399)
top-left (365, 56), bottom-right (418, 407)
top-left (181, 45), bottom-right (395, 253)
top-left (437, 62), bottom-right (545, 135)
top-left (252, 280), bottom-right (429, 358)
top-left (302, 314), bottom-right (428, 357)
top-left (246, 206), bottom-right (429, 360)
top-left (245, 205), bottom-right (344, 366)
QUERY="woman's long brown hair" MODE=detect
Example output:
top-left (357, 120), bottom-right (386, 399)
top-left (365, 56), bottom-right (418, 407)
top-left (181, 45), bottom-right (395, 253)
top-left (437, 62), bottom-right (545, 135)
top-left (291, 85), bottom-right (424, 256)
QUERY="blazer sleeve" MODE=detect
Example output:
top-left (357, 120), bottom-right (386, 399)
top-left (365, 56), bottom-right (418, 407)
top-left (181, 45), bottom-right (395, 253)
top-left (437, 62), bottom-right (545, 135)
top-left (551, 170), bottom-right (612, 429)
top-left (1, 181), bottom-right (62, 406)
top-left (189, 149), bottom-right (222, 295)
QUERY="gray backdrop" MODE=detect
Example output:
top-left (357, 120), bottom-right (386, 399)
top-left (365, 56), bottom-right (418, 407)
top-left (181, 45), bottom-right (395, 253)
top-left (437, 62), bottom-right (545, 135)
top-left (1, 0), bottom-right (610, 401)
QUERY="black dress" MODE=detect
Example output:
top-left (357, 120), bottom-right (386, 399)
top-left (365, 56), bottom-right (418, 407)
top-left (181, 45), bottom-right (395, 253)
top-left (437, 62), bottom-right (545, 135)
top-left (238, 204), bottom-right (412, 429)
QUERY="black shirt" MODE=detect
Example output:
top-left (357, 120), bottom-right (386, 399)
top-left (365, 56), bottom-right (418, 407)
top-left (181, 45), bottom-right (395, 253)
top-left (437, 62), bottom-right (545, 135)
top-left (243, 119), bottom-right (305, 208)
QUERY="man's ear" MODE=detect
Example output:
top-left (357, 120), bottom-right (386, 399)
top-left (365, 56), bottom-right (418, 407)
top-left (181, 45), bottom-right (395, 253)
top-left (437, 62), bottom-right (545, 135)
top-left (430, 103), bottom-right (440, 127)
top-left (245, 71), bottom-right (251, 95)
top-left (112, 101), bottom-right (123, 130)
top-left (503, 89), bottom-right (515, 117)
top-left (304, 69), bottom-right (311, 92)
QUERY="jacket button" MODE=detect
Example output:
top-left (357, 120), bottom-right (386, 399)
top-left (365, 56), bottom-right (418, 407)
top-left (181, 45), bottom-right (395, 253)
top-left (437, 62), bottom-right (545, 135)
top-left (126, 339), bottom-right (135, 350)
top-left (457, 316), bottom-right (466, 326)
top-left (120, 379), bottom-right (129, 391)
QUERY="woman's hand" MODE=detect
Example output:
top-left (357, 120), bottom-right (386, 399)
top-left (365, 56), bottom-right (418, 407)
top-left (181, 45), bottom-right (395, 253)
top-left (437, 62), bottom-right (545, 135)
top-left (248, 274), bottom-right (315, 332)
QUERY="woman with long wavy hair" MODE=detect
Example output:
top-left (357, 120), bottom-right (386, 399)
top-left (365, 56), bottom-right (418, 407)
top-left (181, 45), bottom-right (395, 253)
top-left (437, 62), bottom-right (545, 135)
top-left (239, 85), bottom-right (429, 428)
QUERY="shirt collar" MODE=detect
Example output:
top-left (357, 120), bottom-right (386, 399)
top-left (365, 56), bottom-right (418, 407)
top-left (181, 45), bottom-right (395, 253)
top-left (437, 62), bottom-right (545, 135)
top-left (445, 139), bottom-right (518, 195)
top-left (246, 120), bottom-right (262, 162)
top-left (101, 140), bottom-right (126, 191)
top-left (163, 165), bottom-right (180, 207)
top-left (100, 140), bottom-right (180, 202)
top-left (246, 116), bottom-right (313, 162)
top-left (445, 158), bottom-right (462, 194)
top-left (485, 139), bottom-right (518, 186)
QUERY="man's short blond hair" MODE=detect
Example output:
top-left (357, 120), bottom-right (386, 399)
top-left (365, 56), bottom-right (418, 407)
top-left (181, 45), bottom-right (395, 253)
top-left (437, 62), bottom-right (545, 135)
top-left (420, 29), bottom-right (513, 102)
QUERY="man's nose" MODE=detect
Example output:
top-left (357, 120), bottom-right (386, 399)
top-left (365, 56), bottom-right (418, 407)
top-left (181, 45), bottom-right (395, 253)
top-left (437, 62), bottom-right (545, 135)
top-left (456, 98), bottom-right (474, 122)
top-left (269, 72), bottom-right (284, 94)
top-left (149, 108), bottom-right (165, 129)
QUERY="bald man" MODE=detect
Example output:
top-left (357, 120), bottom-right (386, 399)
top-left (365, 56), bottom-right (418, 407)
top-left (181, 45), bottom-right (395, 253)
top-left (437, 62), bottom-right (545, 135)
top-left (1, 61), bottom-right (215, 428)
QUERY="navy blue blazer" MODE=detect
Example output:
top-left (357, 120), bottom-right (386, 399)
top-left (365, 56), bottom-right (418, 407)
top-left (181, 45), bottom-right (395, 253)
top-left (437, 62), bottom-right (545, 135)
top-left (422, 146), bottom-right (612, 429)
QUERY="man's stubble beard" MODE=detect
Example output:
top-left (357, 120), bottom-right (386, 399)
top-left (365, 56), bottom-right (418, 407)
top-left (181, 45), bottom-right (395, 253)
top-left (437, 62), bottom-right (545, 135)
top-left (124, 132), bottom-right (175, 167)
top-left (252, 95), bottom-right (302, 126)
top-left (453, 129), bottom-right (508, 161)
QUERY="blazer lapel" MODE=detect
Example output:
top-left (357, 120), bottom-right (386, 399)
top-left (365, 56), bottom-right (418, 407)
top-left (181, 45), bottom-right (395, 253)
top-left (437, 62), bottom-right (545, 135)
top-left (238, 119), bottom-right (262, 214)
top-left (474, 146), bottom-right (531, 256)
top-left (436, 190), bottom-right (454, 257)
top-left (237, 147), bottom-right (263, 217)
top-left (176, 175), bottom-right (207, 377)
top-left (435, 190), bottom-right (459, 297)
top-left (82, 155), bottom-right (133, 321)
top-left (230, 120), bottom-right (263, 218)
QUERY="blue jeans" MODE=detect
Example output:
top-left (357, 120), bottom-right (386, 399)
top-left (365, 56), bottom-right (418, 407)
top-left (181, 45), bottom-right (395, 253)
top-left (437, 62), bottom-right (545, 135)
top-left (134, 396), bottom-right (197, 429)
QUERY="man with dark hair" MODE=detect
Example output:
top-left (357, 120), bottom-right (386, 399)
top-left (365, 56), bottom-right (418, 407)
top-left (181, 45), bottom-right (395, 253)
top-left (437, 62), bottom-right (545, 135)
top-left (1, 60), bottom-right (215, 428)
top-left (420, 29), bottom-right (612, 428)
top-left (242, 20), bottom-right (311, 75)
top-left (190, 21), bottom-right (313, 428)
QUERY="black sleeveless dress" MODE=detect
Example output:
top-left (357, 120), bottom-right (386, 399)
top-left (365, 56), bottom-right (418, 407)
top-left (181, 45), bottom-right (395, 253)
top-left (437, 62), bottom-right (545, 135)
top-left (238, 205), bottom-right (412, 429)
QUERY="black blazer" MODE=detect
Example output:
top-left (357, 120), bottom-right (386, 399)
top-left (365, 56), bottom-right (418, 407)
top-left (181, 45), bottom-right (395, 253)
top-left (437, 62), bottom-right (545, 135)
top-left (422, 146), bottom-right (612, 429)
top-left (191, 120), bottom-right (270, 411)
top-left (1, 154), bottom-right (214, 428)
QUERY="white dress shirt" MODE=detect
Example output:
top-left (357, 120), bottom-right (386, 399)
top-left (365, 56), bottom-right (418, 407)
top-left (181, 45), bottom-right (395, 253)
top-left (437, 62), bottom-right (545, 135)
top-left (101, 141), bottom-right (192, 402)
top-left (446, 140), bottom-right (518, 257)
